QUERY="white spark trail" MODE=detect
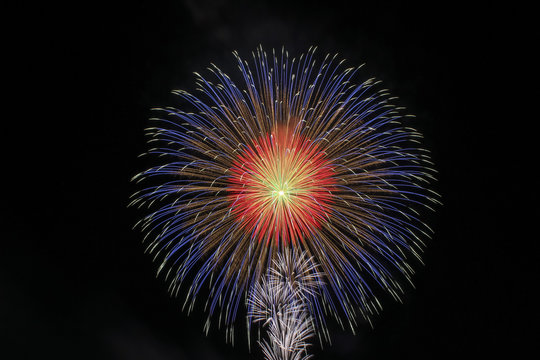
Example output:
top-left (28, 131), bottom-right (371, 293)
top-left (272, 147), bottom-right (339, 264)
top-left (248, 250), bottom-right (321, 360)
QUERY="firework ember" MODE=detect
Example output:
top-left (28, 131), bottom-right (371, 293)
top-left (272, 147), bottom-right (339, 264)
top-left (131, 46), bottom-right (439, 358)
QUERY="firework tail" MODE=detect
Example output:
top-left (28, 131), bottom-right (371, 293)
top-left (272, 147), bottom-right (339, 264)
top-left (248, 249), bottom-right (320, 360)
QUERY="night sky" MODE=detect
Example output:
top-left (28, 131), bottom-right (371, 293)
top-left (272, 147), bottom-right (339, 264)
top-left (4, 1), bottom-right (532, 359)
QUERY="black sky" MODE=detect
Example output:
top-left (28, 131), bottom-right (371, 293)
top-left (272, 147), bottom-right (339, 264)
top-left (3, 1), bottom-right (533, 359)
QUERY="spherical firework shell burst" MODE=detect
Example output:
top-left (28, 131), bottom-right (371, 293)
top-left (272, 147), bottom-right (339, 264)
top-left (227, 124), bottom-right (337, 246)
top-left (131, 46), bottom-right (439, 339)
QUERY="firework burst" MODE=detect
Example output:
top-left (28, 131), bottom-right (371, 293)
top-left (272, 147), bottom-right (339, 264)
top-left (131, 46), bottom-right (439, 356)
top-left (248, 250), bottom-right (319, 360)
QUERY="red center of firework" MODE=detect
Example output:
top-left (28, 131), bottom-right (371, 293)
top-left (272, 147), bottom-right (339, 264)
top-left (227, 125), bottom-right (336, 245)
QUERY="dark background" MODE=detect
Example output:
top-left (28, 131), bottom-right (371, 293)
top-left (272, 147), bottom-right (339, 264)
top-left (4, 0), bottom-right (533, 359)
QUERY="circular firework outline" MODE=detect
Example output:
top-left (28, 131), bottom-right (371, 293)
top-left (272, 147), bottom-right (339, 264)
top-left (131, 46), bottom-right (439, 345)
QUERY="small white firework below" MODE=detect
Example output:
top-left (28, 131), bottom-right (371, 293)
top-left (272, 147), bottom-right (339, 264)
top-left (248, 250), bottom-right (322, 360)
